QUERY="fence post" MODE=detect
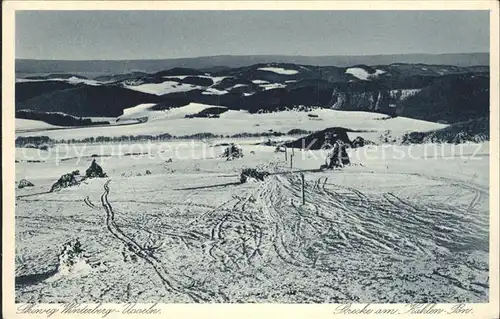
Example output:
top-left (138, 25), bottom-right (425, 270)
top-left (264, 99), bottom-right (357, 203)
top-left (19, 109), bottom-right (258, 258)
top-left (285, 147), bottom-right (287, 161)
top-left (301, 173), bottom-right (305, 205)
top-left (290, 153), bottom-right (294, 171)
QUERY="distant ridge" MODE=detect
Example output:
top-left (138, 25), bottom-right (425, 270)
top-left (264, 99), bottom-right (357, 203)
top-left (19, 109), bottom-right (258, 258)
top-left (16, 62), bottom-right (489, 124)
top-left (16, 53), bottom-right (488, 76)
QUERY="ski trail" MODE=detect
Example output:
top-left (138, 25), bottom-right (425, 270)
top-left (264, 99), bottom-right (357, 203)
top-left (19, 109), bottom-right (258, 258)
top-left (259, 171), bottom-right (489, 262)
top-left (99, 180), bottom-right (220, 302)
top-left (84, 196), bottom-right (97, 209)
top-left (75, 168), bottom-right (487, 302)
top-left (467, 189), bottom-right (482, 212)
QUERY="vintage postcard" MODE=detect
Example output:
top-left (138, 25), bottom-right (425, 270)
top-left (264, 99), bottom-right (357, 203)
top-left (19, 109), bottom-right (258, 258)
top-left (2, 1), bottom-right (499, 318)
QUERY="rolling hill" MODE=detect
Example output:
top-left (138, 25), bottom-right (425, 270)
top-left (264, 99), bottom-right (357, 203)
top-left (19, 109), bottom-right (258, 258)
top-left (16, 52), bottom-right (488, 75)
top-left (16, 85), bottom-right (162, 117)
top-left (15, 61), bottom-right (489, 125)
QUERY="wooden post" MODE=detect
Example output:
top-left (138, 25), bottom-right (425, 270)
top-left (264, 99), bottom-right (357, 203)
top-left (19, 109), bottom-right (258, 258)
top-left (285, 147), bottom-right (287, 161)
top-left (301, 173), bottom-right (305, 205)
top-left (290, 154), bottom-right (294, 170)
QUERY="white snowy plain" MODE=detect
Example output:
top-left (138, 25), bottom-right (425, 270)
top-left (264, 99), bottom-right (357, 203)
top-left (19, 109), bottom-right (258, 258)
top-left (14, 106), bottom-right (489, 303)
top-left (345, 68), bottom-right (386, 81)
top-left (15, 138), bottom-right (490, 303)
top-left (258, 67), bottom-right (299, 75)
top-left (124, 81), bottom-right (200, 95)
top-left (15, 105), bottom-right (447, 141)
top-left (15, 77), bottom-right (104, 86)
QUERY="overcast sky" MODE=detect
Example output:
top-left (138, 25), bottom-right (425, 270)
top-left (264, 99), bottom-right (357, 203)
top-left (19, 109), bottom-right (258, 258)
top-left (16, 10), bottom-right (489, 60)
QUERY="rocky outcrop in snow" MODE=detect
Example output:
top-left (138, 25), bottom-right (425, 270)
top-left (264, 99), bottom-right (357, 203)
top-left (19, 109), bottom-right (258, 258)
top-left (330, 88), bottom-right (402, 114)
top-left (18, 179), bottom-right (35, 189)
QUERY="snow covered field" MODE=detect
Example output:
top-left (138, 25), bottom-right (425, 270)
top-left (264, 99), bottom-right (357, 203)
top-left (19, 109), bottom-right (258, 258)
top-left (16, 119), bottom-right (65, 131)
top-left (15, 106), bottom-right (447, 141)
top-left (13, 103), bottom-right (489, 303)
top-left (258, 67), bottom-right (299, 75)
top-left (15, 137), bottom-right (489, 303)
top-left (345, 68), bottom-right (386, 81)
top-left (15, 77), bottom-right (104, 86)
top-left (124, 81), bottom-right (200, 95)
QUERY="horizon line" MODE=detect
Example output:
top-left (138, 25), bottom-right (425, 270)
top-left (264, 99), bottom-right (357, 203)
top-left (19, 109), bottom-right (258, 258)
top-left (15, 51), bottom-right (489, 62)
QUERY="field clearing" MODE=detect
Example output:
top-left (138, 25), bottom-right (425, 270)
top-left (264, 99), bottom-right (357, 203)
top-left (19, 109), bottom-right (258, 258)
top-left (15, 140), bottom-right (489, 303)
top-left (15, 107), bottom-right (448, 140)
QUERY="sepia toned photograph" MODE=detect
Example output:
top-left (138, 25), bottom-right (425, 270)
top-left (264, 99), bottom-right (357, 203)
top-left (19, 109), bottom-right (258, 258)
top-left (5, 4), bottom-right (497, 312)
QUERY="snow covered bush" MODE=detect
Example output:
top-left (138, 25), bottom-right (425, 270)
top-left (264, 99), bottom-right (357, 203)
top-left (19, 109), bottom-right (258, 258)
top-left (18, 179), bottom-right (34, 189)
top-left (50, 171), bottom-right (85, 192)
top-left (240, 168), bottom-right (270, 183)
top-left (57, 239), bottom-right (91, 277)
top-left (86, 159), bottom-right (107, 178)
top-left (220, 143), bottom-right (243, 161)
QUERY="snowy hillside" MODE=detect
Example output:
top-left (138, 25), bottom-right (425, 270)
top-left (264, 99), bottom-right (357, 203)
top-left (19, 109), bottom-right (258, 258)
top-left (15, 62), bottom-right (490, 124)
top-left (15, 106), bottom-right (447, 141)
top-left (345, 67), bottom-right (385, 80)
top-left (15, 138), bottom-right (490, 303)
top-left (124, 81), bottom-right (200, 95)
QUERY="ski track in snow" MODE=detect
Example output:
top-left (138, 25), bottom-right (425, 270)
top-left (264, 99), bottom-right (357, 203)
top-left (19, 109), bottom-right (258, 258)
top-left (99, 180), bottom-right (223, 302)
top-left (15, 147), bottom-right (489, 303)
